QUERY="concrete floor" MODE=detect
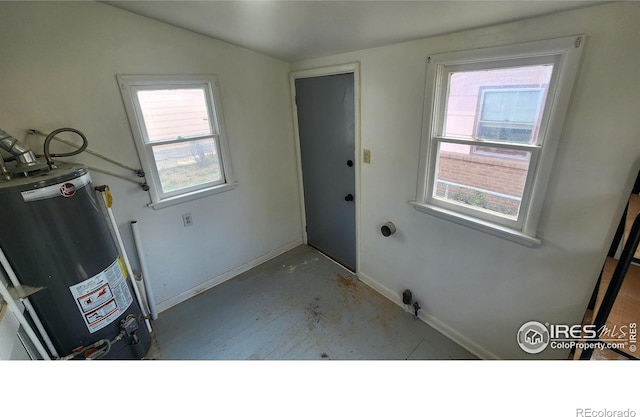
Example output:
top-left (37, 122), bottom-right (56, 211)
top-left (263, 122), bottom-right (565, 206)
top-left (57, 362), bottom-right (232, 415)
top-left (150, 244), bottom-right (477, 360)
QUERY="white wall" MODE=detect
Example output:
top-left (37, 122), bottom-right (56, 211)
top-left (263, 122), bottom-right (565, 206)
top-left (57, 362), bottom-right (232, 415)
top-left (0, 2), bottom-right (302, 311)
top-left (291, 2), bottom-right (640, 359)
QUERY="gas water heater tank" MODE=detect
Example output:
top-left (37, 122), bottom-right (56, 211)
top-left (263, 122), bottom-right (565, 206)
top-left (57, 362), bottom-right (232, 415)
top-left (0, 163), bottom-right (150, 359)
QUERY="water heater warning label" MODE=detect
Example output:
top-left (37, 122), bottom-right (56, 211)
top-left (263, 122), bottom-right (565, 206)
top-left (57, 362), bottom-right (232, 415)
top-left (69, 258), bottom-right (133, 334)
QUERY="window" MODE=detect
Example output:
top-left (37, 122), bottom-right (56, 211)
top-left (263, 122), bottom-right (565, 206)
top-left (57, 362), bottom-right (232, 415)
top-left (476, 87), bottom-right (545, 143)
top-left (117, 75), bottom-right (236, 209)
top-left (413, 36), bottom-right (585, 246)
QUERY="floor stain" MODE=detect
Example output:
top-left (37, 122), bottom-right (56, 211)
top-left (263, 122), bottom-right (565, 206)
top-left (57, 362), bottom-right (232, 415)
top-left (336, 274), bottom-right (357, 288)
top-left (335, 273), bottom-right (367, 309)
top-left (305, 300), bottom-right (323, 330)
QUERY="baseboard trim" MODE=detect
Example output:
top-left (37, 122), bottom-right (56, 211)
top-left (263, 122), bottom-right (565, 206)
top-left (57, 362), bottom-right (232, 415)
top-left (357, 272), bottom-right (500, 360)
top-left (156, 239), bottom-right (304, 313)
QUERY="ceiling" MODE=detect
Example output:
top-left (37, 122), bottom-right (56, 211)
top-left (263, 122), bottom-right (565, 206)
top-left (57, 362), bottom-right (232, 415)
top-left (104, 1), bottom-right (605, 62)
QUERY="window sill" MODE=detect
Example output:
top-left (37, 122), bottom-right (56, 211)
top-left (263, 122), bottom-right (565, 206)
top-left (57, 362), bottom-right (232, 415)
top-left (410, 201), bottom-right (541, 247)
top-left (149, 181), bottom-right (238, 210)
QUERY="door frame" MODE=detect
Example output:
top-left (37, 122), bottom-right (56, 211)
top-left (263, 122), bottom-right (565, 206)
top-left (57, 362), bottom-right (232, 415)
top-left (290, 63), bottom-right (361, 273)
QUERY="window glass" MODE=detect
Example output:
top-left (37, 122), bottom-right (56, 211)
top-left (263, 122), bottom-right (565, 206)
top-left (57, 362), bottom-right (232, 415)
top-left (477, 89), bottom-right (544, 143)
top-left (444, 65), bottom-right (553, 144)
top-left (436, 65), bottom-right (551, 220)
top-left (136, 87), bottom-right (224, 194)
top-left (151, 137), bottom-right (222, 193)
top-left (137, 88), bottom-right (213, 142)
top-left (435, 143), bottom-right (532, 219)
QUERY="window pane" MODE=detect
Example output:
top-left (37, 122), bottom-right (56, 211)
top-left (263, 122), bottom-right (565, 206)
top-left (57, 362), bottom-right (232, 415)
top-left (434, 143), bottom-right (531, 219)
top-left (137, 88), bottom-right (213, 142)
top-left (481, 90), bottom-right (542, 123)
top-left (444, 65), bottom-right (553, 144)
top-left (476, 122), bottom-right (534, 143)
top-left (151, 138), bottom-right (222, 193)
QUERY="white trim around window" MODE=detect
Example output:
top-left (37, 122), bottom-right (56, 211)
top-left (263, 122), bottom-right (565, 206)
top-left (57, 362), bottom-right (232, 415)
top-left (412, 36), bottom-right (585, 246)
top-left (117, 74), bottom-right (236, 210)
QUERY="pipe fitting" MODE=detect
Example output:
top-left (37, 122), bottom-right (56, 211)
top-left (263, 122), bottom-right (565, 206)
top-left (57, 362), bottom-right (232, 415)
top-left (0, 129), bottom-right (43, 175)
top-left (381, 222), bottom-right (396, 237)
top-left (0, 129), bottom-right (36, 161)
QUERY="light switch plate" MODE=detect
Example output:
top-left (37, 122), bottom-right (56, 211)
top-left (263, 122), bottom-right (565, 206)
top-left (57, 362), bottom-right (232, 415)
top-left (363, 149), bottom-right (371, 164)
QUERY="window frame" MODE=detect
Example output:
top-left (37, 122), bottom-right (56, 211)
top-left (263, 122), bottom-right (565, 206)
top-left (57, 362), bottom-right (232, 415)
top-left (117, 74), bottom-right (236, 209)
top-left (412, 36), bottom-right (585, 246)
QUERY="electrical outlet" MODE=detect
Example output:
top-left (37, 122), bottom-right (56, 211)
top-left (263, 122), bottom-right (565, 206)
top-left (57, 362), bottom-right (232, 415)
top-left (363, 149), bottom-right (371, 164)
top-left (182, 213), bottom-right (193, 227)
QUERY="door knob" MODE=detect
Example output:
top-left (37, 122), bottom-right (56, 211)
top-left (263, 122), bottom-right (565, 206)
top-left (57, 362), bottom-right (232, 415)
top-left (344, 194), bottom-right (354, 201)
top-left (347, 160), bottom-right (353, 167)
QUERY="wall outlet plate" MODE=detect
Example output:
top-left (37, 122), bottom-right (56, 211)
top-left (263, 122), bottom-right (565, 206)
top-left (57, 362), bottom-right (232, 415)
top-left (182, 213), bottom-right (193, 227)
